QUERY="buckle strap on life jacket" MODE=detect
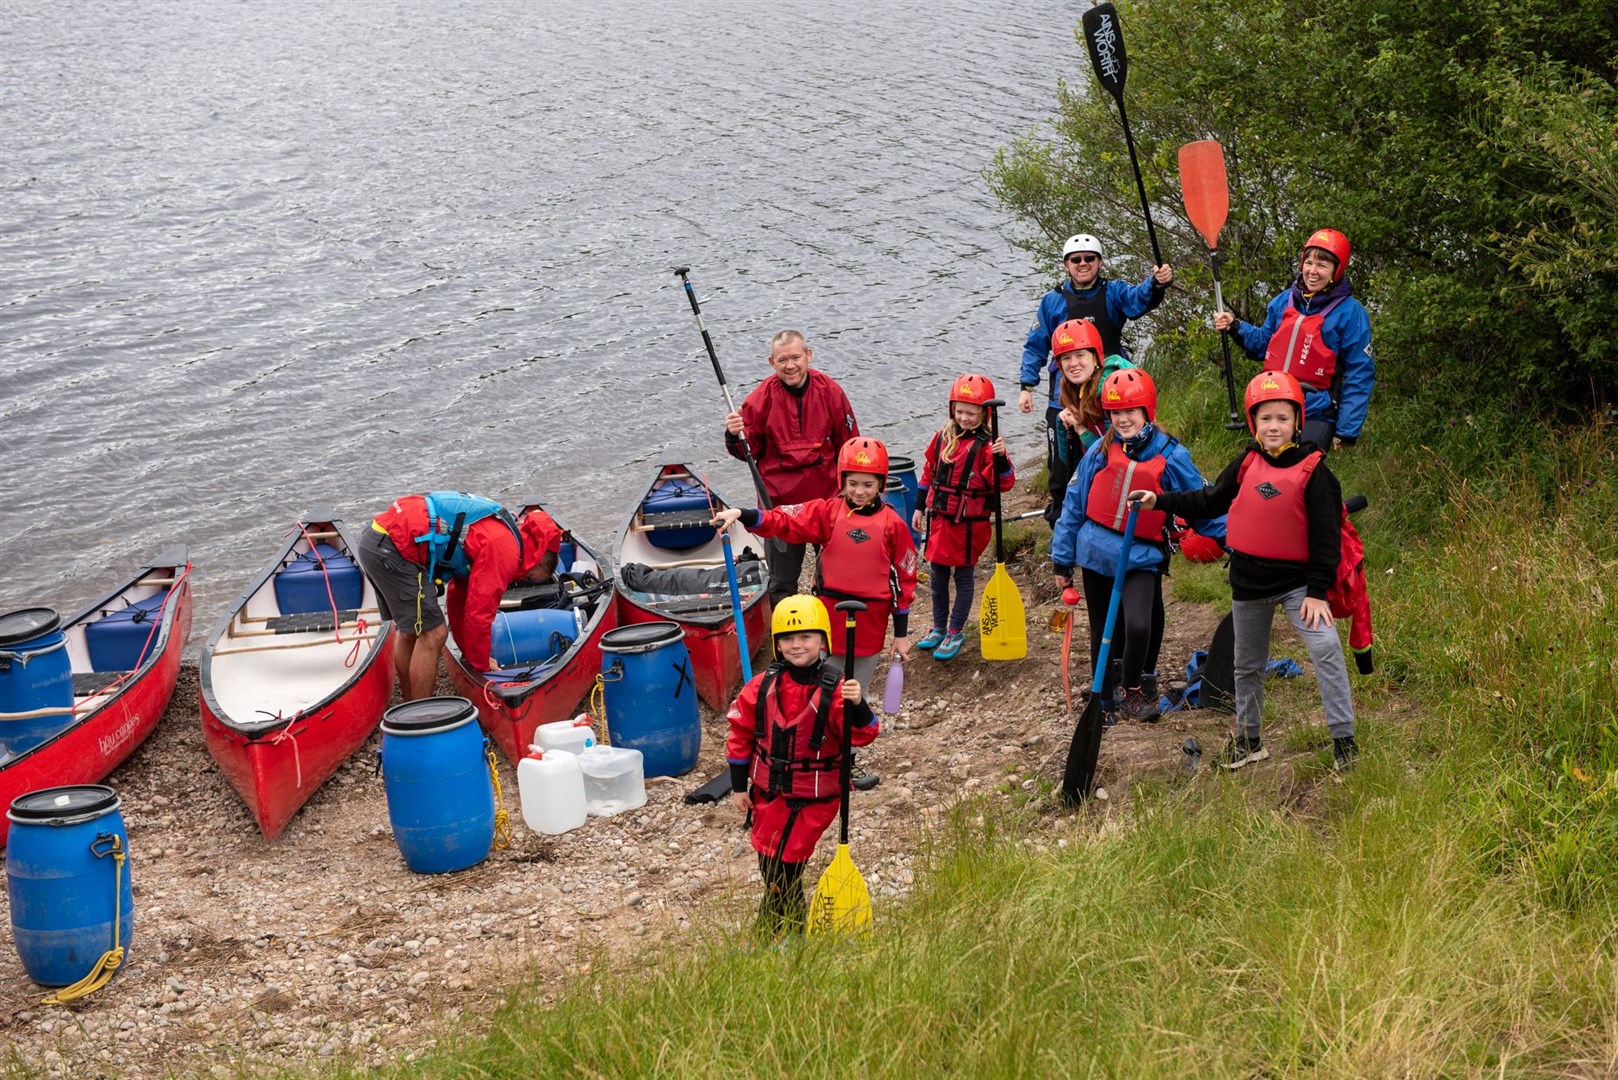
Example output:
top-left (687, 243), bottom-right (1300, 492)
top-left (753, 661), bottom-right (842, 792)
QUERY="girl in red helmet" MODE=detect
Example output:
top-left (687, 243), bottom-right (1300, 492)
top-left (1050, 369), bottom-right (1226, 723)
top-left (710, 436), bottom-right (917, 693)
top-left (1130, 371), bottom-right (1360, 772)
top-left (1051, 318), bottom-right (1140, 463)
top-left (911, 374), bottom-right (1017, 661)
top-left (1213, 228), bottom-right (1375, 451)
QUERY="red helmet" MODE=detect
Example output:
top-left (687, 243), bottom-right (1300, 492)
top-left (1300, 228), bottom-right (1351, 283)
top-left (1051, 319), bottom-right (1104, 360)
top-left (1244, 370), bottom-right (1306, 434)
top-left (949, 373), bottom-right (995, 407)
top-left (838, 436), bottom-right (889, 479)
top-left (1178, 527), bottom-right (1224, 563)
top-left (1100, 368), bottom-right (1157, 422)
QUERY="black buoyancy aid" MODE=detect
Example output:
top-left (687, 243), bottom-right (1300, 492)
top-left (1263, 295), bottom-right (1348, 392)
top-left (1085, 438), bottom-right (1170, 541)
top-left (749, 662), bottom-right (845, 801)
top-left (927, 433), bottom-right (992, 522)
top-left (1227, 449), bottom-right (1323, 562)
top-left (1061, 281), bottom-right (1124, 358)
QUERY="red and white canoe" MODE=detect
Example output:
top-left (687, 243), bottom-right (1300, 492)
top-left (446, 500), bottom-right (618, 764)
top-left (613, 463), bottom-right (771, 714)
top-left (200, 513), bottom-right (395, 841)
top-left (0, 546), bottom-right (192, 848)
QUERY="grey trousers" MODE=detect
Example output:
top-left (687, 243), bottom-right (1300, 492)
top-left (1231, 587), bottom-right (1356, 740)
top-left (822, 651), bottom-right (880, 696)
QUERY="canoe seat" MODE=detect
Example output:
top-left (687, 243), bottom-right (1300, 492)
top-left (73, 670), bottom-right (130, 696)
top-left (264, 610), bottom-right (361, 634)
top-left (639, 509), bottom-right (714, 532)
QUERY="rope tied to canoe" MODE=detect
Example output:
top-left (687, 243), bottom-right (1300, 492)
top-left (485, 744), bottom-right (511, 850)
top-left (42, 834), bottom-right (126, 1006)
top-left (291, 522), bottom-right (364, 668)
top-left (261, 711), bottom-right (303, 790)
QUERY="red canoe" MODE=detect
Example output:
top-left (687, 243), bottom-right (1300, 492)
top-left (446, 500), bottom-right (618, 764)
top-left (200, 513), bottom-right (395, 840)
top-left (0, 546), bottom-right (192, 848)
top-left (613, 462), bottom-right (771, 714)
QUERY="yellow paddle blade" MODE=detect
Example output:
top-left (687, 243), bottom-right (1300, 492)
top-left (807, 843), bottom-right (871, 936)
top-left (979, 562), bottom-right (1027, 660)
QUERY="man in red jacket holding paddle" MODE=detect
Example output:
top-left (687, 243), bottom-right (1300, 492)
top-left (724, 329), bottom-right (860, 605)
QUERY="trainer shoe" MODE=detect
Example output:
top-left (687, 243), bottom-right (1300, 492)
top-left (1140, 671), bottom-right (1159, 700)
top-left (932, 631), bottom-right (965, 661)
top-left (1119, 687), bottom-right (1161, 724)
top-left (1218, 734), bottom-right (1270, 770)
top-left (1099, 698), bottom-right (1121, 728)
top-left (915, 627), bottom-right (947, 651)
top-left (1333, 735), bottom-right (1360, 773)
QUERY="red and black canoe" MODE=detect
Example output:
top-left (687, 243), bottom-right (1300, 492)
top-left (200, 513), bottom-right (395, 841)
top-left (445, 500), bottom-right (618, 764)
top-left (0, 546), bottom-right (192, 848)
top-left (612, 462), bottom-right (771, 714)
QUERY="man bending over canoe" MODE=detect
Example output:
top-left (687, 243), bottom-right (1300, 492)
top-left (356, 492), bottom-right (562, 700)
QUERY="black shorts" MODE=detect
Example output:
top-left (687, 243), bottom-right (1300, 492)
top-left (355, 523), bottom-right (444, 635)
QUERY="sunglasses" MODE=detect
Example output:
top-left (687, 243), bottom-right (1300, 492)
top-left (1066, 254), bottom-right (1100, 265)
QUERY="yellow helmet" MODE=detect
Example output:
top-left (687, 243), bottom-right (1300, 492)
top-left (771, 594), bottom-right (830, 650)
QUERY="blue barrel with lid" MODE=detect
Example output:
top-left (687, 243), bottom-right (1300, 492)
top-left (888, 454), bottom-right (921, 544)
top-left (275, 543), bottom-right (365, 615)
top-left (7, 784), bottom-right (135, 987)
top-left (490, 608), bottom-right (577, 668)
top-left (882, 477), bottom-right (910, 532)
top-left (599, 622), bottom-right (700, 777)
top-left (84, 591), bottom-right (169, 672)
top-left (379, 697), bottom-right (494, 874)
top-left (0, 608), bottom-right (75, 758)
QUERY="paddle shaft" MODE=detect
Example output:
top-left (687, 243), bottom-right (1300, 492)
top-left (835, 600), bottom-right (865, 844)
top-left (672, 267), bottom-right (773, 510)
top-left (1091, 505), bottom-right (1141, 695)
top-left (1209, 247), bottom-right (1243, 428)
top-left (719, 532), bottom-right (753, 683)
top-left (1061, 504), bottom-right (1140, 803)
top-left (986, 399), bottom-right (1006, 563)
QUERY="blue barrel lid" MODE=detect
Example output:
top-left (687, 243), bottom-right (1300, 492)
top-left (9, 784), bottom-right (120, 823)
top-left (883, 475), bottom-right (906, 491)
top-left (0, 607), bottom-right (61, 646)
top-left (601, 621), bottom-right (685, 654)
top-left (887, 454), bottom-right (916, 470)
top-left (382, 695), bottom-right (476, 733)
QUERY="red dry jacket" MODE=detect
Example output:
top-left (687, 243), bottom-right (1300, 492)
top-left (919, 430), bottom-right (1016, 567)
top-left (731, 370), bottom-right (859, 506)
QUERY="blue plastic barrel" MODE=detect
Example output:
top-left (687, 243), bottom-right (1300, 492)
top-left (379, 697), bottom-right (494, 874)
top-left (888, 454), bottom-right (921, 544)
top-left (275, 543), bottom-right (365, 615)
top-left (490, 608), bottom-right (577, 668)
top-left (599, 622), bottom-right (699, 777)
top-left (0, 608), bottom-right (75, 758)
top-left (85, 592), bottom-right (168, 672)
top-left (882, 476), bottom-right (910, 530)
top-left (7, 785), bottom-right (134, 987)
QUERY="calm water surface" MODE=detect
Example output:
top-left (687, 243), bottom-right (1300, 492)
top-left (1, 0), bottom-right (1080, 642)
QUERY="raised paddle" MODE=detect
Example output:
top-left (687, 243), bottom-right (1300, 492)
top-left (978, 399), bottom-right (1027, 660)
top-left (673, 266), bottom-right (773, 511)
top-left (1178, 140), bottom-right (1245, 430)
top-left (1081, 2), bottom-right (1162, 266)
top-left (808, 600), bottom-right (872, 936)
top-left (1061, 503), bottom-right (1140, 804)
top-left (704, 476), bottom-right (754, 685)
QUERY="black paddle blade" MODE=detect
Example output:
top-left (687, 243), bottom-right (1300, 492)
top-left (1061, 695), bottom-right (1107, 804)
top-left (1081, 2), bottom-right (1128, 104)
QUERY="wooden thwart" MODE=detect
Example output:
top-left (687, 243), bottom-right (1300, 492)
top-left (211, 632), bottom-right (379, 657)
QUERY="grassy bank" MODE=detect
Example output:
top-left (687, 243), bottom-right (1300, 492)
top-left (352, 368), bottom-right (1617, 1078)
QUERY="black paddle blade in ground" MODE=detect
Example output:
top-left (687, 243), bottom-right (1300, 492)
top-left (1061, 695), bottom-right (1107, 804)
top-left (1081, 3), bottom-right (1127, 103)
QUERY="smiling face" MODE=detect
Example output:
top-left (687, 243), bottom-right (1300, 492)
top-left (775, 630), bottom-right (825, 667)
top-left (952, 401), bottom-right (985, 430)
top-left (1108, 406), bottom-right (1149, 440)
top-left (1064, 250), bottom-right (1102, 289)
top-left (1299, 248), bottom-right (1339, 294)
top-left (842, 472), bottom-right (882, 508)
top-left (1251, 401), bottom-right (1300, 451)
top-left (768, 335), bottom-right (813, 389)
top-left (1057, 348), bottom-right (1099, 385)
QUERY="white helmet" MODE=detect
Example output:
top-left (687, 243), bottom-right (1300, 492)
top-left (1061, 233), bottom-right (1104, 260)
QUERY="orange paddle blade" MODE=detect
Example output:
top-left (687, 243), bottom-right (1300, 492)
top-left (1178, 140), bottom-right (1229, 250)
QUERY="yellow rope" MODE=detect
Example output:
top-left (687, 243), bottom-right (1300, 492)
top-left (486, 746), bottom-right (511, 850)
top-left (590, 674), bottom-right (610, 745)
top-left (43, 838), bottom-right (126, 1006)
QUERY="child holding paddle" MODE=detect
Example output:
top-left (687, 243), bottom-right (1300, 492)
top-left (911, 374), bottom-right (1016, 662)
top-left (1130, 371), bottom-right (1360, 772)
top-left (726, 595), bottom-right (876, 938)
top-left (1051, 369), bottom-right (1225, 724)
top-left (710, 436), bottom-right (916, 692)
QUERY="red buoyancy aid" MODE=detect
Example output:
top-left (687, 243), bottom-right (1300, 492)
top-left (819, 505), bottom-right (905, 604)
top-left (747, 664), bottom-right (844, 801)
top-left (1084, 440), bottom-right (1169, 541)
top-left (1263, 296), bottom-right (1348, 391)
top-left (927, 432), bottom-right (993, 522)
top-left (1227, 449), bottom-right (1323, 562)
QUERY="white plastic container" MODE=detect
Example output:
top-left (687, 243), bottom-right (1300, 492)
top-left (577, 745), bottom-right (647, 818)
top-left (531, 715), bottom-right (596, 757)
top-left (516, 748), bottom-right (587, 835)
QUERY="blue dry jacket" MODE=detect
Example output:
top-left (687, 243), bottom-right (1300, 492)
top-left (1233, 283), bottom-right (1375, 440)
top-left (1018, 274), bottom-right (1165, 408)
top-left (1050, 430), bottom-right (1227, 577)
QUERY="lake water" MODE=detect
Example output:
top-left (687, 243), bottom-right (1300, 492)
top-left (1, 0), bottom-right (1077, 640)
